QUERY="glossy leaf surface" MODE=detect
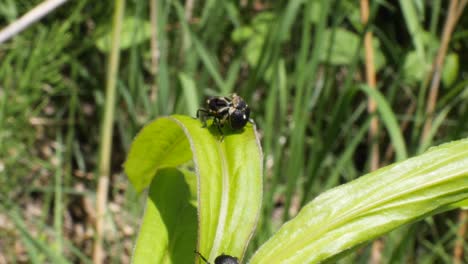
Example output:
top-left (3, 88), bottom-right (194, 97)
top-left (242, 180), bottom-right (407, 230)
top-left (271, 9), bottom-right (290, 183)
top-left (250, 139), bottom-right (468, 263)
top-left (125, 115), bottom-right (263, 264)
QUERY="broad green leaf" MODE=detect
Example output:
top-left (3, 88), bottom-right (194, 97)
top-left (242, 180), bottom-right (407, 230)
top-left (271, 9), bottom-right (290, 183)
top-left (125, 118), bottom-right (192, 192)
top-left (125, 115), bottom-right (263, 264)
top-left (249, 138), bottom-right (468, 263)
top-left (96, 16), bottom-right (151, 52)
top-left (132, 168), bottom-right (198, 264)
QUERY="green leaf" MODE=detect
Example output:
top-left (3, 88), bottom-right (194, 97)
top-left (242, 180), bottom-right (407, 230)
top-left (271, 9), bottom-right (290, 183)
top-left (231, 12), bottom-right (277, 81)
top-left (451, 199), bottom-right (468, 209)
top-left (132, 168), bottom-right (198, 264)
top-left (249, 138), bottom-right (468, 263)
top-left (321, 28), bottom-right (359, 65)
top-left (231, 26), bottom-right (254, 43)
top-left (308, 0), bottom-right (322, 24)
top-left (399, 0), bottom-right (426, 58)
top-left (402, 50), bottom-right (431, 84)
top-left (133, 168), bottom-right (197, 263)
top-left (125, 118), bottom-right (192, 193)
top-left (231, 12), bottom-right (275, 67)
top-left (95, 16), bottom-right (151, 52)
top-left (321, 28), bottom-right (386, 71)
top-left (125, 115), bottom-right (263, 263)
top-left (442, 52), bottom-right (459, 88)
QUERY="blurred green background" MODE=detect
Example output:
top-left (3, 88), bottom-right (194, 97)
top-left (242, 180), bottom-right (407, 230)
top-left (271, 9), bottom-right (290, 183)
top-left (1, 0), bottom-right (468, 263)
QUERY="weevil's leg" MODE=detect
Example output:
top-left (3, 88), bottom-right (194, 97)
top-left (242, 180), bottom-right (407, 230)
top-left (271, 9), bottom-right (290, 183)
top-left (196, 109), bottom-right (209, 127)
top-left (217, 106), bottom-right (230, 115)
top-left (194, 250), bottom-right (211, 264)
top-left (212, 118), bottom-right (225, 141)
top-left (219, 114), bottom-right (229, 127)
top-left (196, 108), bottom-right (208, 118)
top-left (213, 118), bottom-right (223, 134)
top-left (217, 115), bottom-right (229, 141)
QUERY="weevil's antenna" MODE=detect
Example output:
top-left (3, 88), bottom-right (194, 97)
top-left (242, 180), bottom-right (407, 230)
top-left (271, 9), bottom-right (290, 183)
top-left (194, 250), bottom-right (211, 264)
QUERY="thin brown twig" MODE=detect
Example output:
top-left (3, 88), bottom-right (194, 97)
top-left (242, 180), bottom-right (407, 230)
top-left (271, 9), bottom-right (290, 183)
top-left (421, 0), bottom-right (465, 144)
top-left (417, 1), bottom-right (467, 262)
top-left (361, 0), bottom-right (382, 262)
top-left (361, 3), bottom-right (379, 173)
top-left (453, 210), bottom-right (467, 264)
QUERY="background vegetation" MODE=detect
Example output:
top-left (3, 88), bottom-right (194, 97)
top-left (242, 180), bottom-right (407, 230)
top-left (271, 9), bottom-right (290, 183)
top-left (1, 0), bottom-right (467, 263)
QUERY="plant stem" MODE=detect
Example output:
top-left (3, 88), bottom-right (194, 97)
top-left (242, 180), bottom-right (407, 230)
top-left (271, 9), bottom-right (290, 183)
top-left (149, 0), bottom-right (160, 103)
top-left (0, 0), bottom-right (69, 44)
top-left (361, 0), bottom-right (382, 263)
top-left (360, 0), bottom-right (379, 172)
top-left (93, 0), bottom-right (126, 263)
top-left (421, 0), bottom-right (465, 145)
top-left (418, 1), bottom-right (467, 262)
top-left (453, 210), bottom-right (467, 264)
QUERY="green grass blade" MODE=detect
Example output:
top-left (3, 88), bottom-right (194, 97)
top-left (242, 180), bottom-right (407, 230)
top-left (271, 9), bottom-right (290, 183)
top-left (418, 106), bottom-right (451, 152)
top-left (172, 1), bottom-right (227, 92)
top-left (178, 73), bottom-right (199, 115)
top-left (324, 118), bottom-right (371, 189)
top-left (53, 133), bottom-right (64, 255)
top-left (399, 0), bottom-right (425, 58)
top-left (8, 209), bottom-right (71, 264)
top-left (360, 84), bottom-right (408, 160)
top-left (155, 0), bottom-right (171, 115)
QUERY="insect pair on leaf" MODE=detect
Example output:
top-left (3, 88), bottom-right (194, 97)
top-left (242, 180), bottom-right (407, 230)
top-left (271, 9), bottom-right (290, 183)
top-left (196, 93), bottom-right (251, 138)
top-left (194, 93), bottom-right (248, 260)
